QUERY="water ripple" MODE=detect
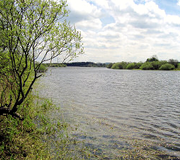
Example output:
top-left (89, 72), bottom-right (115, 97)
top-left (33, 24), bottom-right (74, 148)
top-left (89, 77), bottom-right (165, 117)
top-left (38, 67), bottom-right (180, 158)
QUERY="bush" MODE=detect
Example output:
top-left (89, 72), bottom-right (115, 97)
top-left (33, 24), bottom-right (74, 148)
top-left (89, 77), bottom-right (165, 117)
top-left (159, 63), bottom-right (175, 70)
top-left (126, 63), bottom-right (135, 69)
top-left (111, 62), bottom-right (128, 69)
top-left (107, 63), bottom-right (113, 68)
top-left (140, 62), bottom-right (154, 70)
top-left (168, 59), bottom-right (179, 68)
top-left (177, 63), bottom-right (180, 70)
top-left (134, 62), bottom-right (143, 69)
top-left (120, 61), bottom-right (128, 69)
top-left (151, 61), bottom-right (167, 70)
top-left (151, 61), bottom-right (161, 70)
top-left (111, 63), bottom-right (122, 69)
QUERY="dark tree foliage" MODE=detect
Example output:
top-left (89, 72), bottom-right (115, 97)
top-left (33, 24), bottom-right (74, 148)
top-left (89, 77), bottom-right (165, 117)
top-left (168, 59), bottom-right (179, 68)
top-left (107, 63), bottom-right (114, 68)
top-left (146, 55), bottom-right (159, 62)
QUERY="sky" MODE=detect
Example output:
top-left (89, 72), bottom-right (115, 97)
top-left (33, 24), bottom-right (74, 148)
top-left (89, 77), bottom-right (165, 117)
top-left (66, 0), bottom-right (180, 63)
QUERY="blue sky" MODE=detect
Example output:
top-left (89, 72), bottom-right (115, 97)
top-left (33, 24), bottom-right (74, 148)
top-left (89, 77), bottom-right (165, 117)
top-left (67, 0), bottom-right (180, 62)
top-left (155, 0), bottom-right (180, 15)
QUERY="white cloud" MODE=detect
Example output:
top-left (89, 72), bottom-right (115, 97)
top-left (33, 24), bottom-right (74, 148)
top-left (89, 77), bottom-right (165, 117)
top-left (76, 19), bottom-right (102, 30)
top-left (67, 0), bottom-right (102, 22)
top-left (177, 0), bottom-right (180, 6)
top-left (87, 0), bottom-right (110, 9)
top-left (66, 0), bottom-right (180, 62)
top-left (68, 0), bottom-right (99, 15)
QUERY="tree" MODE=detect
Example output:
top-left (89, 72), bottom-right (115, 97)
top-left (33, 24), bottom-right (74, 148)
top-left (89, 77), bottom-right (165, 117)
top-left (146, 55), bottom-right (159, 62)
top-left (111, 62), bottom-right (128, 69)
top-left (107, 63), bottom-right (113, 68)
top-left (0, 0), bottom-right (83, 119)
top-left (151, 61), bottom-right (167, 70)
top-left (168, 59), bottom-right (179, 68)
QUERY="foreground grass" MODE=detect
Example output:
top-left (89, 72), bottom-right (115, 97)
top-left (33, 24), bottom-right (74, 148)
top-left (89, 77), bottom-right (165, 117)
top-left (0, 94), bottom-right (53, 159)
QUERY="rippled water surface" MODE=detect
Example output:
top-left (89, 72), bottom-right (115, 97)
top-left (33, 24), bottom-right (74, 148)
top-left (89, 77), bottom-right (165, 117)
top-left (38, 67), bottom-right (180, 158)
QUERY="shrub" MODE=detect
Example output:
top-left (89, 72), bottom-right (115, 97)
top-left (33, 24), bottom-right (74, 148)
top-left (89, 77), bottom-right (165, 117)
top-left (107, 63), bottom-right (113, 68)
top-left (168, 59), bottom-right (179, 68)
top-left (159, 63), bottom-right (175, 70)
top-left (140, 62), bottom-right (154, 70)
top-left (150, 61), bottom-right (166, 70)
top-left (120, 61), bottom-right (128, 69)
top-left (111, 62), bottom-right (128, 69)
top-left (126, 63), bottom-right (135, 69)
top-left (151, 61), bottom-right (161, 70)
top-left (134, 62), bottom-right (143, 69)
top-left (111, 63), bottom-right (122, 69)
top-left (177, 63), bottom-right (180, 70)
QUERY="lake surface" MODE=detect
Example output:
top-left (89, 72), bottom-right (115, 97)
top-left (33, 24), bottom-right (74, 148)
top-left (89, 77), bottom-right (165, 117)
top-left (38, 67), bottom-right (180, 159)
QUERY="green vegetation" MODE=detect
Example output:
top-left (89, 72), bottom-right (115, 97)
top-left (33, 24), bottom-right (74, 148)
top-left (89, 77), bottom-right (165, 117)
top-left (107, 63), bottom-right (114, 68)
top-left (45, 62), bottom-right (108, 67)
top-left (0, 0), bottom-right (83, 119)
top-left (159, 63), bottom-right (175, 70)
top-left (168, 59), bottom-right (179, 68)
top-left (0, 94), bottom-right (60, 159)
top-left (0, 0), bottom-right (83, 158)
top-left (146, 55), bottom-right (159, 62)
top-left (44, 63), bottom-right (67, 68)
top-left (65, 62), bottom-right (108, 67)
top-left (36, 63), bottom-right (48, 73)
top-left (140, 62), bottom-right (154, 70)
top-left (108, 55), bottom-right (179, 71)
top-left (111, 62), bottom-right (128, 69)
top-left (126, 63), bottom-right (135, 69)
top-left (111, 63), bottom-right (121, 69)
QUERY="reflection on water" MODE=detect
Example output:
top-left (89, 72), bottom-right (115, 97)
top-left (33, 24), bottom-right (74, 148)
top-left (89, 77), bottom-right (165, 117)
top-left (38, 67), bottom-right (180, 158)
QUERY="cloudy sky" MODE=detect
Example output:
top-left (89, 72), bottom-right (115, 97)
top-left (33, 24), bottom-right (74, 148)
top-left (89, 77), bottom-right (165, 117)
top-left (66, 0), bottom-right (180, 63)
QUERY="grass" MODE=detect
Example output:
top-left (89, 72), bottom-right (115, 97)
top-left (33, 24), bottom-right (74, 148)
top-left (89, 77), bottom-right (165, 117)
top-left (0, 94), bottom-right (52, 159)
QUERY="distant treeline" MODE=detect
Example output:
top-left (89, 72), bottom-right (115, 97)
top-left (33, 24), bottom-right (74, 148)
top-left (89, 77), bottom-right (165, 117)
top-left (42, 56), bottom-right (180, 71)
top-left (107, 56), bottom-right (180, 70)
top-left (44, 62), bottom-right (108, 67)
top-left (44, 63), bottom-right (67, 67)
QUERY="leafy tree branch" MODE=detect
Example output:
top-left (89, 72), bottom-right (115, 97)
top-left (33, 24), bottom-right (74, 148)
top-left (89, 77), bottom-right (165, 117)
top-left (0, 0), bottom-right (84, 119)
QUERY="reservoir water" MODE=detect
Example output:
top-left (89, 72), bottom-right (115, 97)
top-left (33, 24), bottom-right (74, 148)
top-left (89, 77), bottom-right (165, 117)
top-left (38, 67), bottom-right (180, 159)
